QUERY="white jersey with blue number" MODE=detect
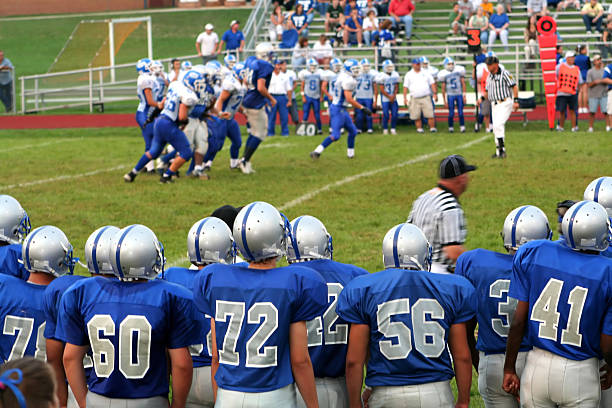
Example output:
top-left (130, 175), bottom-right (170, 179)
top-left (137, 74), bottom-right (156, 113)
top-left (331, 72), bottom-right (357, 107)
top-left (323, 70), bottom-right (339, 99)
top-left (221, 75), bottom-right (246, 120)
top-left (375, 71), bottom-right (400, 103)
top-left (298, 69), bottom-right (324, 99)
top-left (355, 69), bottom-right (378, 100)
top-left (437, 66), bottom-right (466, 96)
top-left (423, 65), bottom-right (439, 81)
top-left (160, 81), bottom-right (199, 122)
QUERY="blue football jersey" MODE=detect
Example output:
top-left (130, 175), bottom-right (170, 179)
top-left (0, 244), bottom-right (28, 280)
top-left (56, 277), bottom-right (201, 399)
top-left (43, 275), bottom-right (88, 341)
top-left (509, 240), bottom-right (612, 361)
top-left (602, 245), bottom-right (612, 259)
top-left (455, 249), bottom-right (531, 354)
top-left (242, 57), bottom-right (274, 109)
top-left (192, 263), bottom-right (328, 392)
top-left (189, 84), bottom-right (215, 120)
top-left (0, 274), bottom-right (47, 362)
top-left (336, 268), bottom-right (477, 387)
top-left (162, 267), bottom-right (211, 368)
top-left (291, 259), bottom-right (368, 378)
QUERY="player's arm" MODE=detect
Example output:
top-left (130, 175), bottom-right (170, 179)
top-left (511, 83), bottom-right (519, 111)
top-left (301, 80), bottom-right (306, 99)
top-left (448, 322), bottom-right (471, 408)
top-left (178, 103), bottom-right (190, 122)
top-left (393, 83), bottom-right (399, 101)
top-left (144, 88), bottom-right (162, 109)
top-left (345, 323), bottom-right (369, 408)
top-left (601, 333), bottom-right (612, 389)
top-left (168, 347), bottom-right (193, 408)
top-left (46, 339), bottom-right (68, 408)
top-left (215, 89), bottom-right (232, 119)
top-left (373, 80), bottom-right (379, 109)
top-left (63, 343), bottom-right (89, 408)
top-left (289, 321), bottom-right (319, 408)
top-left (196, 41), bottom-right (202, 56)
top-left (441, 81), bottom-right (448, 108)
top-left (431, 80), bottom-right (438, 102)
top-left (502, 300), bottom-right (529, 396)
top-left (465, 317), bottom-right (479, 369)
top-left (257, 77), bottom-right (276, 107)
top-left (379, 83), bottom-right (392, 101)
top-left (210, 318), bottom-right (219, 400)
top-left (321, 80), bottom-right (332, 101)
top-left (460, 77), bottom-right (467, 103)
top-left (216, 40), bottom-right (225, 54)
top-left (344, 89), bottom-right (371, 114)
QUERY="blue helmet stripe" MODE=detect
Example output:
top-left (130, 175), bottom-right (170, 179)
top-left (91, 226), bottom-right (110, 274)
top-left (194, 218), bottom-right (210, 264)
top-left (594, 177), bottom-right (604, 202)
top-left (392, 225), bottom-right (402, 268)
top-left (292, 216), bottom-right (303, 260)
top-left (24, 227), bottom-right (44, 272)
top-left (567, 201), bottom-right (587, 249)
top-left (115, 225), bottom-right (136, 279)
top-left (241, 203), bottom-right (257, 261)
top-left (511, 206), bottom-right (529, 249)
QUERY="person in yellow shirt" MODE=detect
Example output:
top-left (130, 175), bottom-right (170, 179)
top-left (480, 0), bottom-right (494, 15)
top-left (581, 0), bottom-right (604, 33)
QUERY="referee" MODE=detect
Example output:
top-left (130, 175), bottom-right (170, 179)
top-left (407, 154), bottom-right (477, 274)
top-left (484, 55), bottom-right (518, 159)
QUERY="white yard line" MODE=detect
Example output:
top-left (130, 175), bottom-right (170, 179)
top-left (2, 138), bottom-right (80, 153)
top-left (0, 165), bottom-right (129, 191)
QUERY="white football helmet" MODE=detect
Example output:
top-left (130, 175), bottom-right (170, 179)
top-left (307, 58), bottom-right (319, 73)
top-left (187, 217), bottom-right (236, 266)
top-left (84, 226), bottom-right (120, 275)
top-left (359, 58), bottom-right (371, 73)
top-left (286, 215), bottom-right (332, 263)
top-left (233, 201), bottom-right (287, 262)
top-left (330, 58), bottom-right (343, 73)
top-left (501, 205), bottom-right (552, 251)
top-left (382, 59), bottom-right (394, 74)
top-left (562, 201), bottom-right (611, 252)
top-left (151, 60), bottom-right (163, 75)
top-left (443, 57), bottom-right (455, 71)
top-left (584, 176), bottom-right (612, 217)
top-left (344, 59), bottom-right (360, 77)
top-left (0, 195), bottom-right (31, 244)
top-left (22, 226), bottom-right (75, 276)
top-left (108, 224), bottom-right (165, 280)
top-left (255, 42), bottom-right (275, 61)
top-left (382, 223), bottom-right (432, 271)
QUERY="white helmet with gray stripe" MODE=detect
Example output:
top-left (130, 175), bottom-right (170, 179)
top-left (22, 225), bottom-right (75, 276)
top-left (108, 224), bottom-right (165, 280)
top-left (562, 200), bottom-right (610, 252)
top-left (286, 215), bottom-right (332, 263)
top-left (501, 205), bottom-right (552, 251)
top-left (187, 217), bottom-right (236, 266)
top-left (583, 176), bottom-right (612, 217)
top-left (382, 223), bottom-right (432, 271)
top-left (233, 201), bottom-right (289, 262)
top-left (85, 225), bottom-right (120, 275)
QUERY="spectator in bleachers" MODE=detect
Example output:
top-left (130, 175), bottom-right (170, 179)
top-left (450, 2), bottom-right (467, 35)
top-left (556, 45), bottom-right (564, 64)
top-left (312, 34), bottom-right (334, 63)
top-left (0, 50), bottom-right (14, 112)
top-left (524, 15), bottom-right (538, 62)
top-left (458, 0), bottom-right (474, 19)
top-left (363, 9), bottom-right (380, 44)
top-left (269, 2), bottom-right (285, 42)
top-left (291, 4), bottom-right (310, 39)
top-left (297, 0), bottom-right (317, 24)
top-left (556, 0), bottom-right (581, 13)
top-left (586, 53), bottom-right (607, 131)
top-left (375, 0), bottom-right (389, 16)
top-left (326, 0), bottom-right (346, 33)
top-left (374, 19), bottom-right (396, 60)
top-left (527, 0), bottom-right (548, 17)
top-left (488, 4), bottom-right (510, 51)
top-left (344, 8), bottom-right (364, 46)
top-left (575, 44), bottom-right (592, 114)
top-left (217, 20), bottom-right (245, 56)
top-left (600, 19), bottom-right (612, 59)
top-left (388, 0), bottom-right (415, 41)
top-left (195, 24), bottom-right (218, 64)
top-left (498, 0), bottom-right (512, 13)
top-left (345, 0), bottom-right (360, 15)
top-left (361, 0), bottom-right (379, 17)
top-left (292, 37), bottom-right (311, 69)
top-left (581, 0), bottom-right (604, 33)
top-left (480, 0), bottom-right (494, 16)
top-left (318, 0), bottom-right (330, 15)
top-left (468, 7), bottom-right (490, 44)
top-left (279, 27), bottom-right (299, 51)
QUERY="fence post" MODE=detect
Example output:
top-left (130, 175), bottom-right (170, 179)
top-left (374, 48), bottom-right (379, 71)
top-left (20, 77), bottom-right (25, 114)
top-left (89, 68), bottom-right (94, 113)
top-left (515, 43), bottom-right (520, 86)
top-left (109, 21), bottom-right (116, 83)
top-left (34, 78), bottom-right (39, 111)
top-left (99, 70), bottom-right (104, 103)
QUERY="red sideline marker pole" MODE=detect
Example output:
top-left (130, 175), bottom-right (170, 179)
top-left (537, 16), bottom-right (558, 130)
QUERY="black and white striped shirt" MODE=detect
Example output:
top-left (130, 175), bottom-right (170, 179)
top-left (485, 68), bottom-right (516, 102)
top-left (407, 185), bottom-right (467, 266)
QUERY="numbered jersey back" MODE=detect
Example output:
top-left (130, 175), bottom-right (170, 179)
top-left (192, 263), bottom-right (327, 392)
top-left (455, 249), bottom-right (531, 354)
top-left (510, 240), bottom-right (612, 361)
top-left (221, 76), bottom-right (246, 120)
top-left (242, 56), bottom-right (274, 110)
top-left (161, 82), bottom-right (198, 122)
top-left (0, 274), bottom-right (47, 362)
top-left (293, 259), bottom-right (368, 378)
top-left (56, 277), bottom-right (200, 399)
top-left (137, 74), bottom-right (156, 114)
top-left (337, 268), bottom-right (476, 387)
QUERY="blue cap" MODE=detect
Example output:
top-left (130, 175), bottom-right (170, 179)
top-left (411, 58), bottom-right (421, 64)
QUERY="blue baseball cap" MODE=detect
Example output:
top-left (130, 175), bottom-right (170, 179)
top-left (411, 58), bottom-right (421, 64)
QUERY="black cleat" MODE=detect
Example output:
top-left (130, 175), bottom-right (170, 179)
top-left (310, 151), bottom-right (320, 160)
top-left (159, 174), bottom-right (175, 184)
top-left (123, 171), bottom-right (137, 183)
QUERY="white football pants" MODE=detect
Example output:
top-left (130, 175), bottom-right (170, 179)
top-left (368, 380), bottom-right (454, 408)
top-left (86, 392), bottom-right (168, 408)
top-left (215, 383), bottom-right (297, 407)
top-left (478, 351), bottom-right (527, 408)
top-left (491, 98), bottom-right (513, 141)
top-left (295, 377), bottom-right (348, 408)
top-left (184, 118), bottom-right (208, 156)
top-left (600, 359), bottom-right (611, 408)
top-left (186, 365), bottom-right (214, 407)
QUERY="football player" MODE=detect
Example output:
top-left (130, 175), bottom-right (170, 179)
top-left (286, 215), bottom-right (368, 407)
top-left (583, 176), bottom-right (612, 259)
top-left (43, 225), bottom-right (119, 408)
top-left (437, 57), bottom-right (467, 133)
top-left (151, 60), bottom-right (168, 103)
top-left (337, 223), bottom-right (476, 408)
top-left (237, 43), bottom-right (276, 174)
top-left (455, 205), bottom-right (552, 407)
top-left (310, 59), bottom-right (372, 160)
top-left (299, 59), bottom-right (324, 135)
top-left (354, 58), bottom-right (378, 134)
top-left (192, 201), bottom-right (328, 407)
top-left (222, 54), bottom-right (237, 78)
top-left (179, 60), bottom-right (194, 82)
top-left (0, 195), bottom-right (30, 280)
top-left (162, 217), bottom-right (236, 407)
top-left (58, 224), bottom-right (200, 407)
top-left (503, 201), bottom-right (612, 407)
top-left (0, 226), bottom-right (76, 363)
top-left (124, 70), bottom-right (205, 183)
top-left (135, 58), bottom-right (164, 174)
top-left (321, 58), bottom-right (342, 107)
top-left (376, 60), bottom-right (400, 135)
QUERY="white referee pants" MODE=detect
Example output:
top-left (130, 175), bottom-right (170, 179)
top-left (600, 359), bottom-right (612, 408)
top-left (215, 384), bottom-right (297, 407)
top-left (478, 351), bottom-right (527, 408)
top-left (491, 98), bottom-right (513, 142)
top-left (368, 380), bottom-right (454, 408)
top-left (186, 365), bottom-right (214, 407)
top-left (295, 377), bottom-right (348, 408)
top-left (520, 347), bottom-right (600, 408)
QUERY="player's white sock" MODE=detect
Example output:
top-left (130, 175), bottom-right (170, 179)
top-left (145, 161), bottom-right (155, 172)
top-left (230, 158), bottom-right (239, 168)
top-left (205, 160), bottom-right (212, 168)
top-left (314, 145), bottom-right (325, 154)
top-left (194, 165), bottom-right (204, 172)
top-left (347, 148), bottom-right (355, 158)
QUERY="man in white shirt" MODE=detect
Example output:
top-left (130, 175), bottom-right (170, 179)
top-left (403, 58), bottom-right (438, 133)
top-left (195, 24), bottom-right (219, 64)
top-left (267, 60), bottom-right (293, 137)
top-left (312, 34), bottom-right (334, 65)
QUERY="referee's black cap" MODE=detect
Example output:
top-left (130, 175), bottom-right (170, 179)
top-left (211, 205), bottom-right (244, 231)
top-left (485, 55), bottom-right (499, 65)
top-left (439, 155), bottom-right (477, 179)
